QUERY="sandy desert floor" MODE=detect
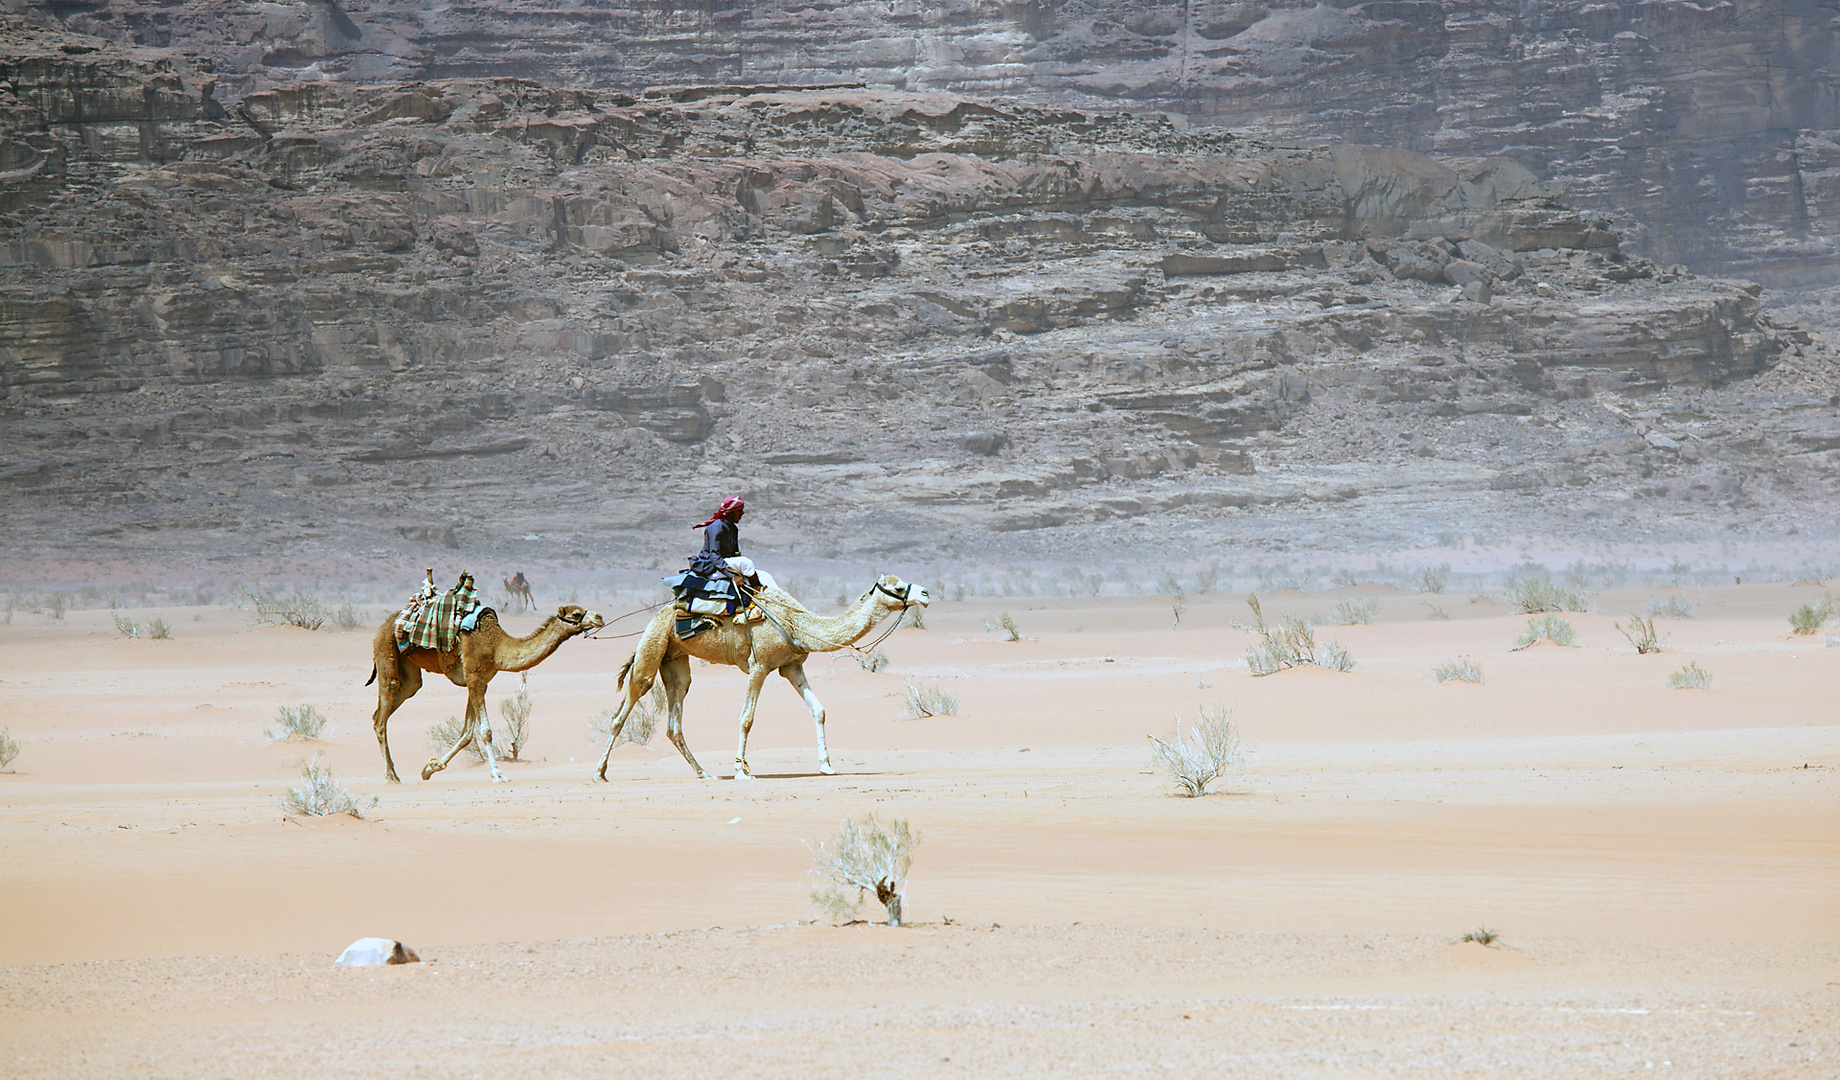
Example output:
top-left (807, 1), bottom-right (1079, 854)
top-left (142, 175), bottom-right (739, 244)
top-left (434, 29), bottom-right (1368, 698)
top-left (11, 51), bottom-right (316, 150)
top-left (0, 581), bottom-right (1836, 1078)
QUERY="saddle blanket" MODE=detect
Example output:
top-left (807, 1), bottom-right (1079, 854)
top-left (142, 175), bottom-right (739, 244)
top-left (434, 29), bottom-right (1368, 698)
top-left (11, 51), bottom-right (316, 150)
top-left (662, 571), bottom-right (738, 616)
top-left (394, 575), bottom-right (481, 652)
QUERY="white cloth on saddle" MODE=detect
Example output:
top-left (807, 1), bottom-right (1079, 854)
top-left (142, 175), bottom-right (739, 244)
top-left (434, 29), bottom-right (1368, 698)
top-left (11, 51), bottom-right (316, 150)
top-left (722, 558), bottom-right (777, 590)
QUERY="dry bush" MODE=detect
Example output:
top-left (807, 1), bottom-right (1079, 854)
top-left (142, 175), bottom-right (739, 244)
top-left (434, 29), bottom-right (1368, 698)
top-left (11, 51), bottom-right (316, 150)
top-left (808, 814), bottom-right (918, 927)
top-left (282, 756), bottom-right (376, 818)
top-left (112, 612), bottom-right (138, 638)
top-left (983, 611), bottom-right (1022, 641)
top-left (1417, 565), bottom-right (1449, 594)
top-left (1616, 614), bottom-right (1666, 654)
top-left (1667, 662), bottom-right (1712, 690)
top-left (247, 584), bottom-right (328, 630)
top-left (497, 674), bottom-right (531, 761)
top-left (146, 616), bottom-right (172, 639)
top-left (1513, 614), bottom-right (1578, 649)
top-left (1506, 580), bottom-right (1588, 614)
top-left (902, 605), bottom-right (926, 630)
top-left (1644, 592), bottom-right (1699, 619)
top-left (1319, 641), bottom-right (1356, 672)
top-left (1171, 597), bottom-right (1186, 629)
top-left (1149, 705), bottom-right (1243, 797)
top-left (1082, 572), bottom-right (1105, 597)
top-left (334, 603), bottom-right (364, 631)
top-left (266, 704), bottom-right (329, 742)
top-left (48, 592), bottom-right (67, 624)
top-left (1459, 927), bottom-right (1501, 946)
top-left (1421, 602), bottom-right (1450, 620)
top-left (1243, 594), bottom-right (1352, 675)
top-left (857, 649), bottom-right (890, 672)
top-left (1193, 560), bottom-right (1222, 594)
top-left (1433, 658), bottom-right (1484, 684)
top-left (1788, 594), bottom-right (1835, 635)
top-left (902, 678), bottom-right (959, 718)
top-left (1332, 596), bottom-right (1378, 625)
top-left (591, 684), bottom-right (662, 748)
top-left (0, 728), bottom-right (19, 771)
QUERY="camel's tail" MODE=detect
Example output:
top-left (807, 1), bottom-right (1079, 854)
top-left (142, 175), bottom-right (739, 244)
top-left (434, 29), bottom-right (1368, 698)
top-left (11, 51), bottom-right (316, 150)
top-left (365, 665), bottom-right (377, 687)
top-left (617, 654), bottom-right (634, 690)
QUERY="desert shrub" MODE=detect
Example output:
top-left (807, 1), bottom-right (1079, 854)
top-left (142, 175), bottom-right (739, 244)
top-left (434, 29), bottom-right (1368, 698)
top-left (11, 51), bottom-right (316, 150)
top-left (427, 715), bottom-right (486, 763)
top-left (1193, 560), bottom-right (1222, 594)
top-left (983, 611), bottom-right (1021, 641)
top-left (1667, 662), bottom-right (1711, 690)
top-left (1616, 614), bottom-right (1667, 654)
top-left (266, 704), bottom-right (329, 742)
top-left (1319, 641), bottom-right (1355, 672)
top-left (1788, 595), bottom-right (1835, 635)
top-left (1082, 572), bottom-right (1105, 597)
top-left (1433, 658), bottom-right (1484, 684)
top-left (1421, 602), bottom-right (1450, 620)
top-left (282, 756), bottom-right (376, 818)
top-left (591, 689), bottom-right (661, 749)
top-left (48, 592), bottom-right (67, 624)
top-left (1332, 596), bottom-right (1378, 625)
top-left (247, 584), bottom-right (328, 630)
top-left (1170, 597), bottom-right (1186, 628)
top-left (1156, 571), bottom-right (1186, 598)
top-left (334, 603), bottom-right (364, 632)
top-left (902, 678), bottom-right (959, 718)
top-left (1149, 705), bottom-right (1242, 797)
top-left (1459, 927), bottom-right (1501, 946)
top-left (1644, 592), bottom-right (1698, 619)
top-left (147, 616), bottom-right (172, 639)
top-left (1243, 594), bottom-right (1350, 676)
top-left (1506, 580), bottom-right (1587, 614)
top-left (1417, 565), bottom-right (1449, 594)
top-left (0, 728), bottom-right (18, 771)
top-left (497, 675), bottom-right (532, 761)
top-left (112, 612), bottom-right (139, 638)
top-left (808, 814), bottom-right (918, 927)
top-left (857, 649), bottom-right (890, 672)
top-left (902, 605), bottom-right (926, 630)
top-left (1513, 614), bottom-right (1578, 649)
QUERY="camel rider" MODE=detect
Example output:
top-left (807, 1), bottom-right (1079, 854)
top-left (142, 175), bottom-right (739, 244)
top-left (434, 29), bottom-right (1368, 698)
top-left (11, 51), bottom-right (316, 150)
top-left (689, 496), bottom-right (778, 596)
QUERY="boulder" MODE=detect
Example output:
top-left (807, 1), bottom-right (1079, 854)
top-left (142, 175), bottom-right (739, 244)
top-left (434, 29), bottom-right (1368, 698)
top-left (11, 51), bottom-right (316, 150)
top-left (1441, 259), bottom-right (1491, 287)
top-left (335, 938), bottom-right (420, 966)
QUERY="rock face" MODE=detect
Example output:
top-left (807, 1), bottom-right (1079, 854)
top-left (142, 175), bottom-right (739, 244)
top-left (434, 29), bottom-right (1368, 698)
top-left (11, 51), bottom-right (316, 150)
top-left (0, 21), bottom-right (1835, 570)
top-left (22, 0), bottom-right (1840, 292)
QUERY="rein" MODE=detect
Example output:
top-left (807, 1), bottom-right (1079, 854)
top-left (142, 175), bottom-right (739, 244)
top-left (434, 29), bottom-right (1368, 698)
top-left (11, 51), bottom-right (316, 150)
top-left (584, 599), bottom-right (672, 640)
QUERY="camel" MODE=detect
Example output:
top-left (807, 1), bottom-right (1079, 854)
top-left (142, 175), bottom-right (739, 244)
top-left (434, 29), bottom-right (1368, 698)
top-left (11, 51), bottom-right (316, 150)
top-left (365, 603), bottom-right (605, 783)
top-left (502, 574), bottom-right (534, 611)
top-left (594, 575), bottom-right (929, 782)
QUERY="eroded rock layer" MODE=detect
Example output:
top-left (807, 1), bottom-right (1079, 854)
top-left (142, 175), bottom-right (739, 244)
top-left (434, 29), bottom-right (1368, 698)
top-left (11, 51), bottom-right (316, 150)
top-left (1, 22), bottom-right (1836, 569)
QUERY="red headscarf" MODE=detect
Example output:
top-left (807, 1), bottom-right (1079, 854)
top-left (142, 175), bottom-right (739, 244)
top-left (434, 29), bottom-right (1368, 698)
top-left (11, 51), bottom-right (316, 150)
top-left (692, 495), bottom-right (745, 529)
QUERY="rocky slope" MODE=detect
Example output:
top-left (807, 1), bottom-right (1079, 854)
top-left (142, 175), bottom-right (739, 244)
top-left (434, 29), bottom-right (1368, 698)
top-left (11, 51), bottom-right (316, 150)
top-left (1, 20), bottom-right (1836, 576)
top-left (20, 0), bottom-right (1840, 293)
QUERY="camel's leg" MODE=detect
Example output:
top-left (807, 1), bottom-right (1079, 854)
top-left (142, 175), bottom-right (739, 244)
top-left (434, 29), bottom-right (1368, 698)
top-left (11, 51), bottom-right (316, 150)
top-left (658, 652), bottom-right (710, 779)
top-left (372, 662), bottom-right (422, 783)
top-left (731, 665), bottom-right (773, 781)
top-left (470, 684), bottom-right (506, 783)
top-left (596, 645), bottom-right (676, 780)
top-left (781, 662), bottom-right (834, 775)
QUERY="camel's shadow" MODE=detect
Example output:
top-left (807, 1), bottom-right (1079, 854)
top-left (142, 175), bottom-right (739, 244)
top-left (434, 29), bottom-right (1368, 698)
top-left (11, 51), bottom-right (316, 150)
top-left (733, 769), bottom-right (878, 781)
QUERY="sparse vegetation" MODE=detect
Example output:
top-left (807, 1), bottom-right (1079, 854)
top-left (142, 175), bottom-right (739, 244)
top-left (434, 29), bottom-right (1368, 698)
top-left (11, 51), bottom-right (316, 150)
top-left (902, 606), bottom-right (926, 631)
top-left (1788, 595), bottom-right (1835, 635)
top-left (146, 616), bottom-right (171, 639)
top-left (1193, 560), bottom-right (1222, 594)
top-left (591, 686), bottom-right (661, 749)
top-left (266, 704), bottom-right (329, 742)
top-left (1644, 592), bottom-right (1699, 619)
top-left (1667, 662), bottom-right (1712, 690)
top-left (1081, 572), bottom-right (1105, 597)
top-left (334, 603), bottom-right (364, 632)
top-left (857, 649), bottom-right (890, 672)
top-left (1433, 658), bottom-right (1484, 684)
top-left (112, 612), bottom-right (139, 638)
top-left (1513, 614), bottom-right (1578, 650)
top-left (282, 756), bottom-right (376, 818)
top-left (1149, 705), bottom-right (1243, 797)
top-left (1421, 602), bottom-right (1450, 620)
top-left (48, 592), bottom-right (67, 624)
top-left (1417, 565), bottom-right (1449, 594)
top-left (1331, 596), bottom-right (1378, 625)
top-left (902, 678), bottom-right (959, 718)
top-left (1243, 594), bottom-right (1353, 676)
top-left (247, 584), bottom-right (329, 630)
top-left (1616, 614), bottom-right (1667, 654)
top-left (808, 814), bottom-right (918, 927)
top-left (984, 611), bottom-right (1022, 641)
top-left (1506, 580), bottom-right (1588, 614)
top-left (1170, 597), bottom-right (1186, 629)
top-left (1459, 927), bottom-right (1501, 947)
top-left (0, 728), bottom-right (19, 771)
top-left (497, 674), bottom-right (532, 761)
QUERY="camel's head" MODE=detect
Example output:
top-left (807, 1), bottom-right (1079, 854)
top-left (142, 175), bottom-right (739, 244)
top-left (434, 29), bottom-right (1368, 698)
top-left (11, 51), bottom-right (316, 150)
top-left (554, 604), bottom-right (606, 633)
top-left (871, 575), bottom-right (930, 610)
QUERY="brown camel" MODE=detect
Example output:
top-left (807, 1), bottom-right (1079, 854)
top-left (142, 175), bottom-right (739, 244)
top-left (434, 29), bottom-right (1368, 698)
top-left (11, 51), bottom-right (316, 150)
top-left (366, 604), bottom-right (604, 783)
top-left (594, 575), bottom-right (929, 781)
top-left (502, 574), bottom-right (534, 611)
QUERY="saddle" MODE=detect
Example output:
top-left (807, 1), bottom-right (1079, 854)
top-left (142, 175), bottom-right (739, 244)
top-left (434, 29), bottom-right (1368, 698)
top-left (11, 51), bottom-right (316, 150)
top-left (662, 570), bottom-right (759, 639)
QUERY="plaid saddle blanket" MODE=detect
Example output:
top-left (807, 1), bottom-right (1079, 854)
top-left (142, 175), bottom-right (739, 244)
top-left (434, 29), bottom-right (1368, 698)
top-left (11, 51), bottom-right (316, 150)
top-left (394, 574), bottom-right (481, 652)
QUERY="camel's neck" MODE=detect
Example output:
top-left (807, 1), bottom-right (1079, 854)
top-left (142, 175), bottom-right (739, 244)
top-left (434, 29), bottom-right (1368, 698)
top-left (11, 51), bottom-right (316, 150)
top-left (497, 616), bottom-right (579, 671)
top-left (786, 589), bottom-right (898, 652)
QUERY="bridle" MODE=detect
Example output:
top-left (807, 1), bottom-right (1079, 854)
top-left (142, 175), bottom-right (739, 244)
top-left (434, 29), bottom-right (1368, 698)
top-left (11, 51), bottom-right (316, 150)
top-left (874, 580), bottom-right (917, 606)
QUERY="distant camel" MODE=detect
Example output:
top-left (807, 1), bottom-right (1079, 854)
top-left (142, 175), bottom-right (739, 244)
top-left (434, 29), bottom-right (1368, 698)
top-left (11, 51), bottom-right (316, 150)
top-left (503, 574), bottom-right (534, 611)
top-left (366, 604), bottom-right (604, 782)
top-left (594, 575), bottom-right (929, 781)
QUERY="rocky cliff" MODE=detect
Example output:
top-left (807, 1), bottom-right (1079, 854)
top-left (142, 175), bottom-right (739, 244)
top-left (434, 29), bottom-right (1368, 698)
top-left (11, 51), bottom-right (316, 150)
top-left (1, 20), bottom-right (1836, 574)
top-left (21, 0), bottom-right (1840, 293)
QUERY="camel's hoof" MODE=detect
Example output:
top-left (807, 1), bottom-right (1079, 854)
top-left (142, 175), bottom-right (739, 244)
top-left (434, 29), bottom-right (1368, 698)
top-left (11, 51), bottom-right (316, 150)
top-left (490, 773), bottom-right (508, 784)
top-left (733, 768), bottom-right (755, 782)
top-left (420, 759), bottom-right (441, 781)
top-left (818, 762), bottom-right (837, 776)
